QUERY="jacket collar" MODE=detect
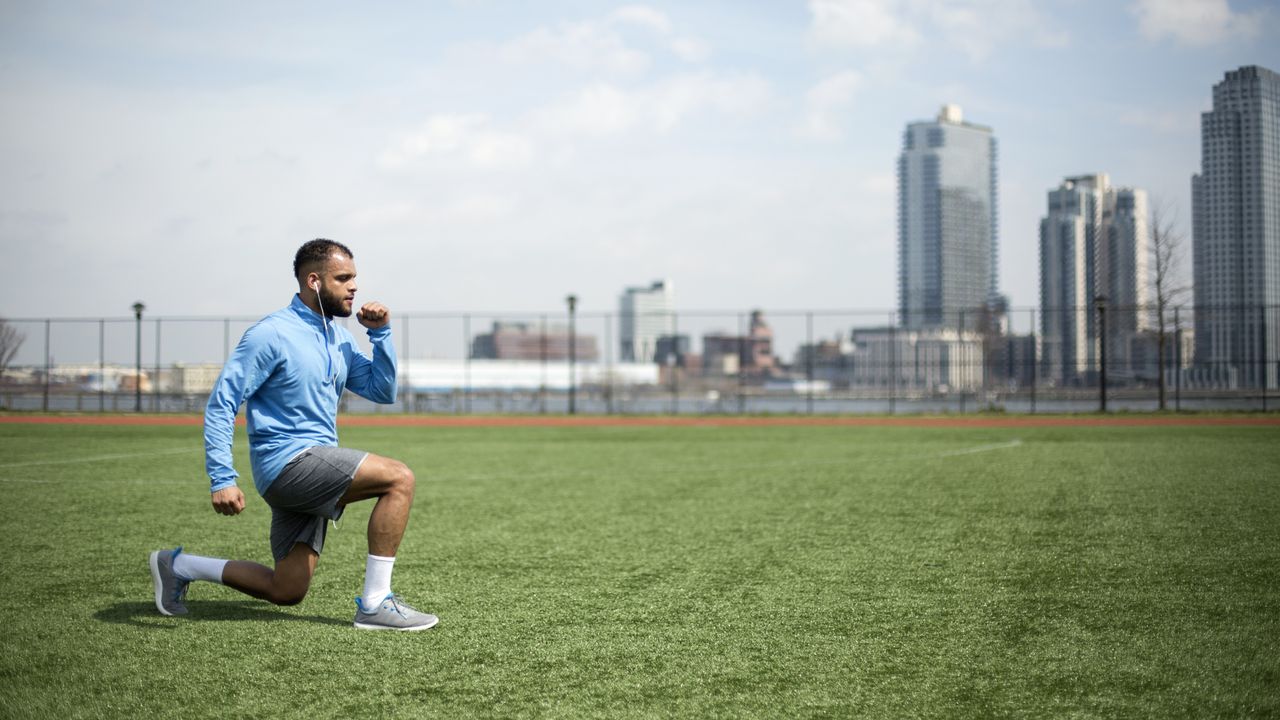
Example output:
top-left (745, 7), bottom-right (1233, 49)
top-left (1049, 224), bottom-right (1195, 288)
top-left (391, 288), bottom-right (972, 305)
top-left (290, 293), bottom-right (329, 331)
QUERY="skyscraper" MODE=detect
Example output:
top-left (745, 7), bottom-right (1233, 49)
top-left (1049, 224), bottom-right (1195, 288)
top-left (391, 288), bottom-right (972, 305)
top-left (1192, 65), bottom-right (1280, 389)
top-left (1039, 173), bottom-right (1151, 385)
top-left (619, 279), bottom-right (675, 363)
top-left (898, 104), bottom-right (999, 330)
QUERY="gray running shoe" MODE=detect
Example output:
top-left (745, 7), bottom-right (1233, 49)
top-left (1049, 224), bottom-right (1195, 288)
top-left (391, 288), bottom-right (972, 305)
top-left (149, 547), bottom-right (190, 616)
top-left (353, 594), bottom-right (438, 631)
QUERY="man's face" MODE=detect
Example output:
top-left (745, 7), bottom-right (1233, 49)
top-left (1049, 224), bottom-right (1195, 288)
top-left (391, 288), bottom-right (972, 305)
top-left (314, 253), bottom-right (358, 318)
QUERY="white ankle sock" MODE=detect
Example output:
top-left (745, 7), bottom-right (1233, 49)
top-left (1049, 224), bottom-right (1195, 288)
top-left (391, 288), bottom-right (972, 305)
top-left (173, 552), bottom-right (228, 584)
top-left (361, 554), bottom-right (396, 609)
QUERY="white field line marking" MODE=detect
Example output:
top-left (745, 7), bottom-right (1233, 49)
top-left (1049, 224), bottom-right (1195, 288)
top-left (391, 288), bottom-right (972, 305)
top-left (0, 447), bottom-right (199, 469)
top-left (936, 439), bottom-right (1023, 457)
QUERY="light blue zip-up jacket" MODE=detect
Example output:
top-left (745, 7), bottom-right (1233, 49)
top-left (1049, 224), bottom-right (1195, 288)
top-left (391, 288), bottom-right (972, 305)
top-left (204, 294), bottom-right (397, 494)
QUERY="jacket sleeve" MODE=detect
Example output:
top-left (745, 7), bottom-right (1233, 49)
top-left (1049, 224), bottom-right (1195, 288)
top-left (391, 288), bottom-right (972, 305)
top-left (345, 325), bottom-right (397, 404)
top-left (204, 323), bottom-right (280, 492)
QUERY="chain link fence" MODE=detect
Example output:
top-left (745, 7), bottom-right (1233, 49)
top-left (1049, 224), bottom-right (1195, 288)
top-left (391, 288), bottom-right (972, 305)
top-left (1, 303), bottom-right (1278, 415)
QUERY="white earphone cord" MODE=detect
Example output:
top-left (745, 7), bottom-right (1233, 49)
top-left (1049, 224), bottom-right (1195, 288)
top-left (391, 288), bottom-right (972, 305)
top-left (315, 281), bottom-right (336, 384)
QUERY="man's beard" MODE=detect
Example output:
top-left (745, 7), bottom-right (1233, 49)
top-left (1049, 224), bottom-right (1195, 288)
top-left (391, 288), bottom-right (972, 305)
top-left (319, 287), bottom-right (352, 318)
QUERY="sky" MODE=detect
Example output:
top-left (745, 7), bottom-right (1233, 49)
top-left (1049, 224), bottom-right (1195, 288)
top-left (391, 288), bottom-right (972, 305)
top-left (2, 0), bottom-right (1278, 331)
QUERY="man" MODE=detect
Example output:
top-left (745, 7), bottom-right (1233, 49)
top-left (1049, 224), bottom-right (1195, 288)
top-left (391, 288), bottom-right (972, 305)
top-left (149, 239), bottom-right (437, 631)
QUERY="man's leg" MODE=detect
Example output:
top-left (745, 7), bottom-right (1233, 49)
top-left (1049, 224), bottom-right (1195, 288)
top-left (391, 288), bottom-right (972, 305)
top-left (339, 453), bottom-right (437, 630)
top-left (340, 453), bottom-right (416, 557)
top-left (150, 543), bottom-right (316, 615)
top-left (221, 543), bottom-right (318, 606)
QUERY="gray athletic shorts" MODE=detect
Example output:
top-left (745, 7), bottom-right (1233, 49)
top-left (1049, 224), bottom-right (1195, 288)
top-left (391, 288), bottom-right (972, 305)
top-left (262, 446), bottom-right (368, 562)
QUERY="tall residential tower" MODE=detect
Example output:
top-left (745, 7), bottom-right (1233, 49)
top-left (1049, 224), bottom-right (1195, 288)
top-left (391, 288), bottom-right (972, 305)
top-left (619, 280), bottom-right (675, 363)
top-left (1192, 65), bottom-right (1280, 389)
top-left (898, 104), bottom-right (999, 329)
top-left (1039, 173), bottom-right (1150, 385)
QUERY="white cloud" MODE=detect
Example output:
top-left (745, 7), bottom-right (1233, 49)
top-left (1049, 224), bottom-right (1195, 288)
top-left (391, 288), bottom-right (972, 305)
top-left (612, 5), bottom-right (673, 34)
top-left (798, 70), bottom-right (862, 141)
top-left (1131, 0), bottom-right (1260, 45)
top-left (378, 114), bottom-right (534, 170)
top-left (669, 36), bottom-right (711, 62)
top-left (500, 21), bottom-right (651, 74)
top-left (928, 0), bottom-right (1069, 60)
top-left (497, 5), bottom-right (711, 74)
top-left (809, 0), bottom-right (920, 49)
top-left (649, 73), bottom-right (772, 131)
top-left (809, 0), bottom-right (1069, 60)
top-left (612, 4), bottom-right (710, 61)
top-left (536, 84), bottom-right (640, 137)
top-left (535, 73), bottom-right (771, 138)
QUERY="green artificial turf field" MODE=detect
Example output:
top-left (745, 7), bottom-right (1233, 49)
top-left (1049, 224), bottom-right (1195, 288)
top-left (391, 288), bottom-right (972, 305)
top-left (0, 419), bottom-right (1277, 718)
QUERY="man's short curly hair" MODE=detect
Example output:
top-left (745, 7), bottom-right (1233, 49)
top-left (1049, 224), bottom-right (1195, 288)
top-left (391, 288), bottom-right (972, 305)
top-left (294, 239), bottom-right (354, 280)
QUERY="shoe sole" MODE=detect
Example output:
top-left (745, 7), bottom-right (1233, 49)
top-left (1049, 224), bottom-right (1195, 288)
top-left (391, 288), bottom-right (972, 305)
top-left (149, 551), bottom-right (173, 616)
top-left (149, 551), bottom-right (184, 617)
top-left (353, 616), bottom-right (439, 632)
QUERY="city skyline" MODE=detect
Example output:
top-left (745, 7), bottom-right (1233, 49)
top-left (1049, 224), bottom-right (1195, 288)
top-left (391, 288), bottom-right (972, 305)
top-left (2, 2), bottom-right (1278, 324)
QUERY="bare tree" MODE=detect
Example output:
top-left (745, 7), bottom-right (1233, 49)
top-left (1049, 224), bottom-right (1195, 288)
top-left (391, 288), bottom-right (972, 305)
top-left (0, 319), bottom-right (25, 382)
top-left (1150, 203), bottom-right (1191, 410)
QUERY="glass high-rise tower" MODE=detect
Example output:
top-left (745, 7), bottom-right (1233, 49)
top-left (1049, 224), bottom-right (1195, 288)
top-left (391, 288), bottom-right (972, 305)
top-left (1192, 65), bottom-right (1280, 389)
top-left (898, 104), bottom-right (999, 330)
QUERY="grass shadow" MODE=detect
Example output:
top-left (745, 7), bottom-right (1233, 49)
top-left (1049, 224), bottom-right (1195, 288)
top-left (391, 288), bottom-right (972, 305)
top-left (95, 601), bottom-right (350, 628)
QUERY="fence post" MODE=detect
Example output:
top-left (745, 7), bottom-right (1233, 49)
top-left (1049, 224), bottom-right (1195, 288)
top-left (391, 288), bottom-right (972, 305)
top-left (671, 311), bottom-right (679, 416)
top-left (605, 311), bottom-right (615, 415)
top-left (401, 314), bottom-right (411, 414)
top-left (43, 319), bottom-right (50, 412)
top-left (98, 319), bottom-right (105, 412)
top-left (737, 312), bottom-right (746, 415)
top-left (566, 296), bottom-right (577, 415)
top-left (540, 315), bottom-right (548, 415)
top-left (1029, 308), bottom-right (1037, 414)
top-left (959, 309), bottom-right (966, 414)
top-left (154, 318), bottom-right (161, 412)
top-left (462, 314), bottom-right (470, 414)
top-left (1095, 296), bottom-right (1107, 413)
top-left (806, 311), bottom-right (814, 415)
top-left (888, 312), bottom-right (896, 416)
top-left (1262, 304), bottom-right (1268, 412)
top-left (1174, 307), bottom-right (1182, 412)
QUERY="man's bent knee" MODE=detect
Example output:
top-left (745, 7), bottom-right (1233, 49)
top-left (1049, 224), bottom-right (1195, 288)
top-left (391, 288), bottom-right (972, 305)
top-left (346, 454), bottom-right (416, 505)
top-left (269, 588), bottom-right (308, 606)
top-left (267, 576), bottom-right (311, 606)
top-left (395, 462), bottom-right (415, 494)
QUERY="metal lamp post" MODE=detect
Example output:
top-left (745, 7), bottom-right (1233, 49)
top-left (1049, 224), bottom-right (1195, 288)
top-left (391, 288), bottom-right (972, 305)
top-left (566, 294), bottom-right (578, 415)
top-left (132, 301), bottom-right (145, 412)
